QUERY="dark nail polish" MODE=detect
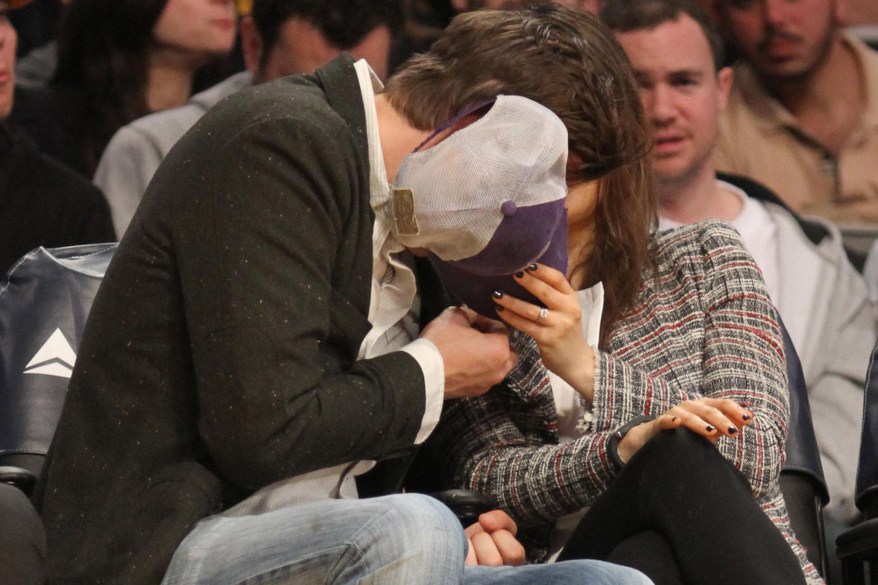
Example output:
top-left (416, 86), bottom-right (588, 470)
top-left (495, 306), bottom-right (504, 312)
top-left (728, 426), bottom-right (738, 434)
top-left (706, 425), bottom-right (715, 432)
top-left (527, 263), bottom-right (538, 272)
top-left (514, 271), bottom-right (524, 278)
top-left (671, 416), bottom-right (677, 422)
top-left (742, 414), bottom-right (751, 421)
top-left (492, 290), bottom-right (503, 299)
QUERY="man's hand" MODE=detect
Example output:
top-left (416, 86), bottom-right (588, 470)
top-left (420, 307), bottom-right (516, 399)
top-left (464, 510), bottom-right (526, 567)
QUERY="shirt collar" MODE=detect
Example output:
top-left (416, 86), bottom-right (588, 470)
top-left (732, 62), bottom-right (797, 133)
top-left (352, 59), bottom-right (392, 216)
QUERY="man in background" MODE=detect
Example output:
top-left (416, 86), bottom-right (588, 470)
top-left (710, 0), bottom-right (878, 224)
top-left (602, 0), bottom-right (877, 528)
top-left (0, 0), bottom-right (113, 273)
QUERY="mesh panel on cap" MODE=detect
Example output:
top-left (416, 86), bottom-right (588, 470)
top-left (392, 95), bottom-right (568, 261)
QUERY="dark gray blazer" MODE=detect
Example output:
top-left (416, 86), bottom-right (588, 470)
top-left (35, 55), bottom-right (431, 584)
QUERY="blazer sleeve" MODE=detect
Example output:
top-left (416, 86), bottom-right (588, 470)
top-left (425, 223), bottom-right (789, 526)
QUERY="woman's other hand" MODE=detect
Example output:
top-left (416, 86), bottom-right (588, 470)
top-left (618, 398), bottom-right (755, 464)
top-left (464, 510), bottom-right (526, 567)
top-left (490, 263), bottom-right (596, 404)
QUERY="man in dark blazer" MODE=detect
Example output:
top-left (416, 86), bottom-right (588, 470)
top-left (34, 5), bottom-right (654, 585)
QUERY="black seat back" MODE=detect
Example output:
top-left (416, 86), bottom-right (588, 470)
top-left (0, 244), bottom-right (115, 494)
top-left (779, 320), bottom-right (830, 578)
top-left (835, 337), bottom-right (878, 583)
top-left (854, 338), bottom-right (878, 518)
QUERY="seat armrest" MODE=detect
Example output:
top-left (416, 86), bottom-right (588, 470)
top-left (838, 517), bottom-right (878, 560)
top-left (0, 465), bottom-right (37, 496)
top-left (428, 489), bottom-right (496, 527)
top-left (780, 471), bottom-right (828, 578)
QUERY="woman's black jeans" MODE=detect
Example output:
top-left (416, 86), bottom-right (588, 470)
top-left (558, 428), bottom-right (807, 585)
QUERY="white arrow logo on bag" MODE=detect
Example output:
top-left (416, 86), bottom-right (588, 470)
top-left (23, 328), bottom-right (77, 379)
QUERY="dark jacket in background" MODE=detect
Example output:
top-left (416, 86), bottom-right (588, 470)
top-left (10, 85), bottom-right (91, 177)
top-left (0, 121), bottom-right (115, 274)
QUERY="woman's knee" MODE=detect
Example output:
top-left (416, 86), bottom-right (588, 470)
top-left (0, 484), bottom-right (46, 585)
top-left (636, 428), bottom-right (733, 476)
top-left (0, 484), bottom-right (44, 548)
top-left (629, 427), bottom-right (751, 502)
top-left (643, 427), bottom-right (710, 458)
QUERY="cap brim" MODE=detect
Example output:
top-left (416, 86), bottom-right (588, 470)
top-left (430, 215), bottom-right (568, 318)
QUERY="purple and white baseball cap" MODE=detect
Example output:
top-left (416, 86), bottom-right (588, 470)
top-left (391, 94), bottom-right (569, 317)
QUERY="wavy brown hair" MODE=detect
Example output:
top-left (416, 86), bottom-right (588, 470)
top-left (52, 0), bottom-right (231, 177)
top-left (384, 4), bottom-right (656, 341)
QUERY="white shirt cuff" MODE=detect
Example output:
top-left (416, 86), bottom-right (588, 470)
top-left (401, 338), bottom-right (444, 444)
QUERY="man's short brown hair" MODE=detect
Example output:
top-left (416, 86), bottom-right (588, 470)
top-left (600, 0), bottom-right (726, 70)
top-left (385, 5), bottom-right (655, 335)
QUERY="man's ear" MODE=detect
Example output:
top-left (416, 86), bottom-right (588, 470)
top-left (716, 66), bottom-right (734, 111)
top-left (239, 16), bottom-right (263, 74)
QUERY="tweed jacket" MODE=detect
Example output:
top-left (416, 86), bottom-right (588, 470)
top-left (423, 221), bottom-right (822, 584)
top-left (34, 56), bottom-right (431, 584)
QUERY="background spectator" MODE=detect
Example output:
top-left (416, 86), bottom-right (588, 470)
top-left (0, 0), bottom-right (114, 274)
top-left (711, 0), bottom-right (878, 225)
top-left (95, 0), bottom-right (401, 238)
top-left (10, 0), bottom-right (237, 177)
top-left (604, 0), bottom-right (875, 532)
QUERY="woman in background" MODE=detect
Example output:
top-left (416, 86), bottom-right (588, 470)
top-left (11, 0), bottom-right (237, 176)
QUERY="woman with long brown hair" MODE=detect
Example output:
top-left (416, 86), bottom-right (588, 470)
top-left (12, 0), bottom-right (237, 176)
top-left (407, 6), bottom-right (821, 585)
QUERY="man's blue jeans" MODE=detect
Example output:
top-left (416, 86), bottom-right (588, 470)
top-left (161, 493), bottom-right (651, 585)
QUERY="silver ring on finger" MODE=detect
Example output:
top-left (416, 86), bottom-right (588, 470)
top-left (536, 306), bottom-right (549, 324)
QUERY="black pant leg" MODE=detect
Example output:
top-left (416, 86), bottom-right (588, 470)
top-left (606, 530), bottom-right (684, 585)
top-left (558, 428), bottom-right (805, 585)
top-left (0, 483), bottom-right (46, 585)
